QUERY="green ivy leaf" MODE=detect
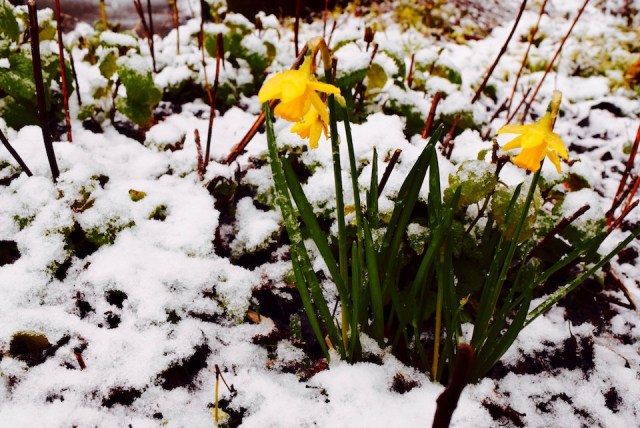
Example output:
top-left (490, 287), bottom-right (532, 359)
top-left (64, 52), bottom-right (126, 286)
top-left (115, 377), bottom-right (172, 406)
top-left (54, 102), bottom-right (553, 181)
top-left (0, 1), bottom-right (20, 43)
top-left (99, 50), bottom-right (117, 79)
top-left (116, 60), bottom-right (162, 126)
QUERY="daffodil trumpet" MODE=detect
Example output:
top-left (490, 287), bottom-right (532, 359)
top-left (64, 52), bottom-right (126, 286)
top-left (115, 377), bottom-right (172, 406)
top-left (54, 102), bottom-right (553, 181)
top-left (497, 90), bottom-right (568, 173)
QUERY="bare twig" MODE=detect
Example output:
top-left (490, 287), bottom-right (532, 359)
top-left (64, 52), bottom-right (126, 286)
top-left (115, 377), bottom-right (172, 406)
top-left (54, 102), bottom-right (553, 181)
top-left (133, 0), bottom-right (156, 72)
top-left (224, 45), bottom-right (309, 164)
top-left (294, 0), bottom-right (301, 57)
top-left (471, 0), bottom-right (528, 104)
top-left (608, 200), bottom-right (639, 233)
top-left (204, 33), bottom-right (223, 168)
top-left (54, 0), bottom-right (72, 142)
top-left (505, 86), bottom-right (532, 124)
top-left (610, 123), bottom-right (640, 218)
top-left (327, 20), bottom-right (337, 47)
top-left (99, 0), bottom-right (108, 30)
top-left (524, 204), bottom-right (590, 264)
top-left (0, 128), bottom-right (33, 176)
top-left (506, 0), bottom-right (548, 116)
top-left (194, 129), bottom-right (204, 180)
top-left (604, 264), bottom-right (636, 310)
top-left (168, 0), bottom-right (180, 54)
top-left (69, 49), bottom-right (82, 106)
top-left (441, 113), bottom-right (460, 157)
top-left (521, 0), bottom-right (590, 121)
top-left (406, 53), bottom-right (416, 89)
top-left (422, 92), bottom-right (443, 139)
top-left (377, 149), bottom-right (402, 197)
top-left (323, 0), bottom-right (329, 38)
top-left (432, 344), bottom-right (475, 428)
top-left (28, 0), bottom-right (59, 181)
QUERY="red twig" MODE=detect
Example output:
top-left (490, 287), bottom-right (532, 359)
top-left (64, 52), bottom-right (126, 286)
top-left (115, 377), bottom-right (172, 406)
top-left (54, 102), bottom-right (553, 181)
top-left (327, 20), bottom-right (337, 47)
top-left (611, 124), bottom-right (640, 212)
top-left (224, 45), bottom-right (309, 164)
top-left (506, 0), bottom-right (548, 116)
top-left (294, 0), bottom-right (301, 57)
top-left (194, 129), bottom-right (204, 180)
top-left (204, 33), bottom-right (223, 168)
top-left (323, 0), bottom-right (329, 38)
top-left (432, 344), bottom-right (475, 428)
top-left (377, 149), bottom-right (402, 197)
top-left (471, 0), bottom-right (528, 104)
top-left (0, 128), bottom-right (33, 176)
top-left (421, 92), bottom-right (443, 139)
top-left (441, 113), bottom-right (460, 158)
top-left (54, 0), bottom-right (72, 142)
top-left (406, 53), bottom-right (416, 89)
top-left (505, 87), bottom-right (532, 124)
top-left (521, 0), bottom-right (590, 122)
top-left (133, 0), bottom-right (156, 73)
top-left (608, 200), bottom-right (639, 233)
top-left (69, 49), bottom-right (82, 106)
top-left (28, 0), bottom-right (59, 181)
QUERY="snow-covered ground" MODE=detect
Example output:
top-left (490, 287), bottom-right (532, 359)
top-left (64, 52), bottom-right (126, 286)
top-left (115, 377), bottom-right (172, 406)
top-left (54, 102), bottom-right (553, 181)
top-left (1, 0), bottom-right (640, 426)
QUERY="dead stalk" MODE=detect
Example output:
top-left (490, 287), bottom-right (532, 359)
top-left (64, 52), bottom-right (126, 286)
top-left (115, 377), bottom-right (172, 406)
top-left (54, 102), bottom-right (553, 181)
top-left (0, 129), bottom-right (33, 176)
top-left (432, 344), bottom-right (475, 428)
top-left (406, 53), bottom-right (416, 89)
top-left (133, 0), bottom-right (156, 72)
top-left (194, 129), bottom-right (204, 180)
top-left (611, 124), bottom-right (640, 211)
top-left (441, 113), bottom-right (460, 158)
top-left (506, 0), bottom-right (548, 116)
top-left (472, 0), bottom-right (528, 104)
top-left (54, 0), bottom-right (72, 142)
top-left (69, 50), bottom-right (82, 106)
top-left (422, 92), bottom-right (443, 139)
top-left (521, 0), bottom-right (590, 122)
top-left (294, 0), bottom-right (301, 57)
top-left (204, 33), bottom-right (223, 168)
top-left (377, 149), bottom-right (402, 197)
top-left (28, 0), bottom-right (60, 181)
top-left (99, 0), bottom-right (108, 30)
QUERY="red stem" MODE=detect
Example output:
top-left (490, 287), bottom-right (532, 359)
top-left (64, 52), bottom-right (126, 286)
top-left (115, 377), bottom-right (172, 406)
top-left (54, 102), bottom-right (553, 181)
top-left (471, 0), bottom-right (528, 104)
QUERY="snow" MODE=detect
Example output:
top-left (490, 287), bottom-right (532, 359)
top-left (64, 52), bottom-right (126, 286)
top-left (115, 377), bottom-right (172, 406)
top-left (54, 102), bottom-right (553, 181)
top-left (1, 0), bottom-right (640, 426)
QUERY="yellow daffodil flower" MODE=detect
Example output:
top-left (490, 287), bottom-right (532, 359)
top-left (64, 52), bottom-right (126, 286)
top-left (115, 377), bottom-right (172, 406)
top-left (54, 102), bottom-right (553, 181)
top-left (497, 113), bottom-right (568, 173)
top-left (290, 105), bottom-right (328, 149)
top-left (258, 56), bottom-right (340, 123)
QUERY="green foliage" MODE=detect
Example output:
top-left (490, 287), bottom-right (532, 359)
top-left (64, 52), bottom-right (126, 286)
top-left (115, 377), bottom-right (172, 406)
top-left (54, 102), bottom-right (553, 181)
top-left (0, 1), bottom-right (20, 43)
top-left (445, 160), bottom-right (497, 208)
top-left (115, 58), bottom-right (162, 127)
top-left (85, 219), bottom-right (135, 247)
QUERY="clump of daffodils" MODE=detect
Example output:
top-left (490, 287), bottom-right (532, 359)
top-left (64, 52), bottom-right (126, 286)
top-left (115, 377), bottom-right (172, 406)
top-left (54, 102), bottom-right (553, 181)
top-left (498, 90), bottom-right (568, 173)
top-left (257, 39), bottom-right (341, 149)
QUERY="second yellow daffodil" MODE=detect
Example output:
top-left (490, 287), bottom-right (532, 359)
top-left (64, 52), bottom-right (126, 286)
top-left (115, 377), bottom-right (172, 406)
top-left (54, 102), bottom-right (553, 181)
top-left (497, 91), bottom-right (568, 173)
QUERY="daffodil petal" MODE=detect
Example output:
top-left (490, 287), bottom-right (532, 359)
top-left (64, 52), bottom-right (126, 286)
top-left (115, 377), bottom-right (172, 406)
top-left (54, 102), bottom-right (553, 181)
top-left (274, 95), bottom-right (310, 122)
top-left (519, 128), bottom-right (545, 149)
top-left (258, 73), bottom-right (287, 103)
top-left (309, 121), bottom-right (322, 149)
top-left (546, 150), bottom-right (562, 173)
top-left (309, 80), bottom-right (341, 95)
top-left (280, 71), bottom-right (310, 102)
top-left (496, 124), bottom-right (527, 135)
top-left (309, 90), bottom-right (329, 124)
top-left (513, 143), bottom-right (546, 172)
top-left (546, 132), bottom-right (568, 159)
top-left (502, 136), bottom-right (523, 151)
